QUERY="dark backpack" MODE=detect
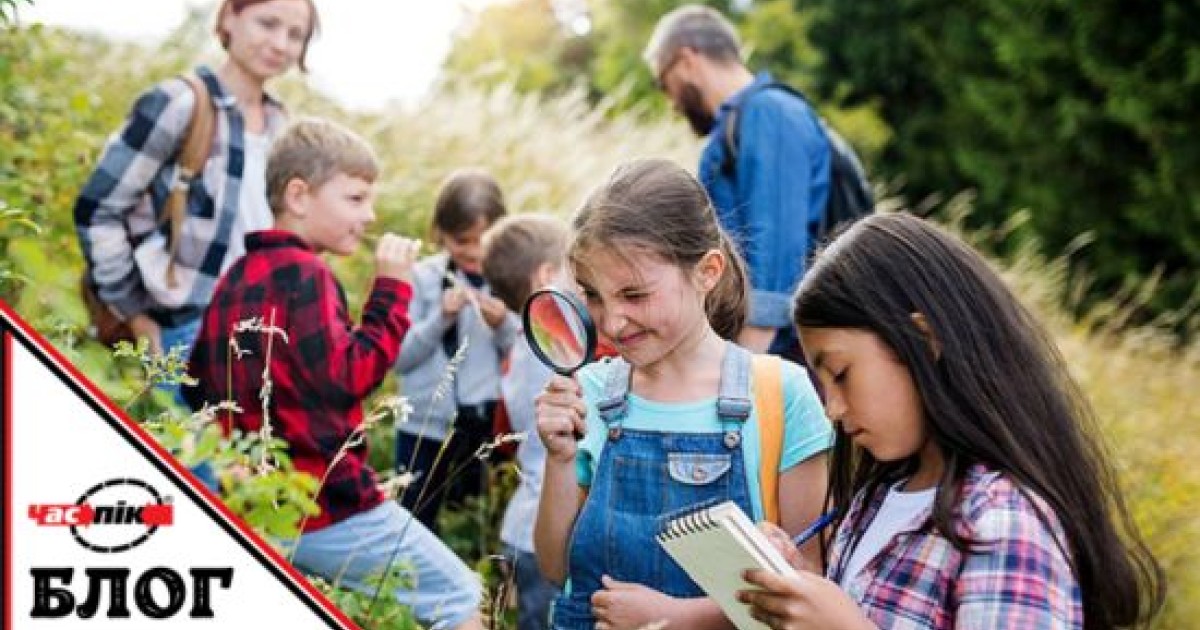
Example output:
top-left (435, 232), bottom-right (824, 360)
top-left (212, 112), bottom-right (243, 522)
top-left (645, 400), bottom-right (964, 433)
top-left (720, 81), bottom-right (873, 244)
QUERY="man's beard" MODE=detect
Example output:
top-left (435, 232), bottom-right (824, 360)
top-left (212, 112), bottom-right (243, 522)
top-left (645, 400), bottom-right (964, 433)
top-left (679, 83), bottom-right (715, 136)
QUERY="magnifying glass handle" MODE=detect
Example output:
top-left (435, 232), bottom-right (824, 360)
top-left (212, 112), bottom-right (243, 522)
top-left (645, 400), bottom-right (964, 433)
top-left (558, 367), bottom-right (586, 442)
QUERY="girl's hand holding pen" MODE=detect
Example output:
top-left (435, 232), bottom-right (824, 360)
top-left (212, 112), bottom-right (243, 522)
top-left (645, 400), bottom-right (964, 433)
top-left (758, 511), bottom-right (837, 574)
top-left (741, 512), bottom-right (862, 629)
top-left (757, 521), bottom-right (809, 573)
top-left (535, 375), bottom-right (588, 463)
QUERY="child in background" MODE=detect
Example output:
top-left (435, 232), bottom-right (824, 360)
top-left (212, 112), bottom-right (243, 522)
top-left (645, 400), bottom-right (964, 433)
top-left (183, 118), bottom-right (483, 630)
top-left (393, 168), bottom-right (519, 532)
top-left (739, 213), bottom-right (1164, 629)
top-left (481, 213), bottom-right (572, 630)
top-left (534, 159), bottom-right (833, 630)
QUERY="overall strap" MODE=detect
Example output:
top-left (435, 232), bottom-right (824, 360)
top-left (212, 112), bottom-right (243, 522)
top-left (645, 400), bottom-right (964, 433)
top-left (597, 344), bottom-right (754, 426)
top-left (716, 343), bottom-right (753, 423)
top-left (595, 357), bottom-right (632, 425)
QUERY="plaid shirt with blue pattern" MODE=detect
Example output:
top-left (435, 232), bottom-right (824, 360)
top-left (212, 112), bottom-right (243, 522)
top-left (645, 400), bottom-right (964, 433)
top-left (74, 65), bottom-right (287, 325)
top-left (829, 465), bottom-right (1083, 628)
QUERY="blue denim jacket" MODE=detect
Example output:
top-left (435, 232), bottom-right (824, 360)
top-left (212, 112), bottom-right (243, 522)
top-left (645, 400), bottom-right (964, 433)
top-left (699, 72), bottom-right (831, 329)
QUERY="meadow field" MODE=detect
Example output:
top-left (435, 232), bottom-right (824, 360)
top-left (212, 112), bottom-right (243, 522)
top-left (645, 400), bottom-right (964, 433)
top-left (2, 23), bottom-right (1196, 628)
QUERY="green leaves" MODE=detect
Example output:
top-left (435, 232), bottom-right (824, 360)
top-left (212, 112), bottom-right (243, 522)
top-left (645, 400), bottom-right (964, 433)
top-left (807, 0), bottom-right (1200, 332)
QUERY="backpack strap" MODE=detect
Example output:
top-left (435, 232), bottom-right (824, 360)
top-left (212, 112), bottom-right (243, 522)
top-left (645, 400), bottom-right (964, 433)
top-left (720, 81), bottom-right (797, 177)
top-left (719, 80), bottom-right (873, 245)
top-left (161, 72), bottom-right (216, 288)
top-left (752, 354), bottom-right (785, 524)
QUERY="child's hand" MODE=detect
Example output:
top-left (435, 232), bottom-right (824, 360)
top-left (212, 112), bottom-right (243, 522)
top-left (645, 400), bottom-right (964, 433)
top-left (738, 569), bottom-right (875, 630)
top-left (757, 521), bottom-right (817, 573)
top-left (535, 375), bottom-right (587, 463)
top-left (441, 287), bottom-right (469, 321)
top-left (476, 292), bottom-right (509, 329)
top-left (374, 234), bottom-right (421, 282)
top-left (128, 313), bottom-right (163, 356)
top-left (591, 576), bottom-right (680, 630)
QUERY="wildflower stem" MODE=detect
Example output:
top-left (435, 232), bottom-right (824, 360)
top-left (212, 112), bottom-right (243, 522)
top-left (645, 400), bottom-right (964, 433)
top-left (225, 337), bottom-right (235, 430)
top-left (257, 308), bottom-right (279, 476)
top-left (366, 427), bottom-right (458, 622)
top-left (367, 338), bottom-right (471, 620)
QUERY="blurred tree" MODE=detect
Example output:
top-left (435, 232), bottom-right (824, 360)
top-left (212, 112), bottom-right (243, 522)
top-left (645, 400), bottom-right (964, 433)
top-left (442, 0), bottom-right (758, 112)
top-left (739, 0), bottom-right (889, 158)
top-left (442, 0), bottom-right (888, 158)
top-left (442, 0), bottom-right (593, 95)
top-left (808, 0), bottom-right (1200, 328)
top-left (586, 0), bottom-right (735, 114)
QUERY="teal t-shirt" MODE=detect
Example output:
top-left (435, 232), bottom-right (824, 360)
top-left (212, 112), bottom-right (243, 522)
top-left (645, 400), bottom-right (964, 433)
top-left (574, 358), bottom-right (833, 521)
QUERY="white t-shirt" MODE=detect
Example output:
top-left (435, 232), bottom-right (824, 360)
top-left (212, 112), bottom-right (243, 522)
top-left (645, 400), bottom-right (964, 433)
top-left (839, 481), bottom-right (936, 589)
top-left (237, 131), bottom-right (274, 236)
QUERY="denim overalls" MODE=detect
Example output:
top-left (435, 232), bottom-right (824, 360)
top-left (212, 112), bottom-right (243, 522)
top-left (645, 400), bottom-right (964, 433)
top-left (552, 343), bottom-right (758, 629)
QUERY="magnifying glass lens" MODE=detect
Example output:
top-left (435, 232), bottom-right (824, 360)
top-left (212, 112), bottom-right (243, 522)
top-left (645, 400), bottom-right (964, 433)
top-left (523, 289), bottom-right (595, 375)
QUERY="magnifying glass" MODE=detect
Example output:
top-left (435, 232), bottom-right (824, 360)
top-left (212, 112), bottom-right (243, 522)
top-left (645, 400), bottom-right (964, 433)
top-left (522, 287), bottom-right (597, 376)
top-left (523, 288), bottom-right (598, 441)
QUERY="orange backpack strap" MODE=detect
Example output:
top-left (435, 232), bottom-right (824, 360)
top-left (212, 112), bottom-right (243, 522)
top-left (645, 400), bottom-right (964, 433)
top-left (162, 72), bottom-right (215, 288)
top-left (752, 354), bottom-right (785, 524)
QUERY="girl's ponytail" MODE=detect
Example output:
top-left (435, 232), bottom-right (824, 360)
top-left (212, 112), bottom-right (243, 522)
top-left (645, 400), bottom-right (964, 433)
top-left (706, 230), bottom-right (748, 341)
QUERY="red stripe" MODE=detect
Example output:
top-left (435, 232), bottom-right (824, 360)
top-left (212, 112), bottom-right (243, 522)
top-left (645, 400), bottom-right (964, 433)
top-left (5, 332), bottom-right (13, 630)
top-left (0, 302), bottom-right (360, 629)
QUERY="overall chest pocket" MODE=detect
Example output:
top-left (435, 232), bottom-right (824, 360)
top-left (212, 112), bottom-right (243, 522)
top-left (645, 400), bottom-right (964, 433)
top-left (667, 452), bottom-right (732, 486)
top-left (664, 451), bottom-right (734, 516)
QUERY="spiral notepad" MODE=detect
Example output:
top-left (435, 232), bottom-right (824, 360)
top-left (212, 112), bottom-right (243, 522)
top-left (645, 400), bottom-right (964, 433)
top-left (657, 501), bottom-right (797, 630)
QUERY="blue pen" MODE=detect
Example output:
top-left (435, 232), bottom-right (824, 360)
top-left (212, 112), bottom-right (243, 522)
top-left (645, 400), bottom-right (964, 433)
top-left (792, 511), bottom-right (837, 547)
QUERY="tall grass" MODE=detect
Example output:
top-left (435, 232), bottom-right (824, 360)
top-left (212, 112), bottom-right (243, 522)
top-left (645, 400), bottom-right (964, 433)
top-left (3, 23), bottom-right (1197, 627)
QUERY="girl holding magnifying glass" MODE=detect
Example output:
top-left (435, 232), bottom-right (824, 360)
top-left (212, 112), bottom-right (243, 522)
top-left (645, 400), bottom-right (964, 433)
top-left (534, 159), bottom-right (834, 630)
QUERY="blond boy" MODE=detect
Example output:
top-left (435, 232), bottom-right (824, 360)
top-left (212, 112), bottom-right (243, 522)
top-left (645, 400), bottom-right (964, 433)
top-left (185, 118), bottom-right (483, 630)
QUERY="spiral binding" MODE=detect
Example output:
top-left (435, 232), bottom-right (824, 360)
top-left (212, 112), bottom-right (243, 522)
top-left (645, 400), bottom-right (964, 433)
top-left (656, 504), bottom-right (722, 542)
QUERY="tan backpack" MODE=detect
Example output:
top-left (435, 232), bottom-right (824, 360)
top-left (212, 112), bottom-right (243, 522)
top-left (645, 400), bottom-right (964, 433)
top-left (752, 354), bottom-right (785, 524)
top-left (81, 72), bottom-right (215, 345)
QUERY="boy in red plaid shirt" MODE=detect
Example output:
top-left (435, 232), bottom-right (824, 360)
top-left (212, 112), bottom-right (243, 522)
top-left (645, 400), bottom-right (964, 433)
top-left (184, 118), bottom-right (483, 630)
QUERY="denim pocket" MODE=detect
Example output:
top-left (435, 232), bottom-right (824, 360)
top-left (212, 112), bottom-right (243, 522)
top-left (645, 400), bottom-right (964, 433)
top-left (667, 452), bottom-right (732, 486)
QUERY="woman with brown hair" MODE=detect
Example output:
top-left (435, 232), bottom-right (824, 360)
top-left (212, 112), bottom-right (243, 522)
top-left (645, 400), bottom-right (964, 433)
top-left (75, 0), bottom-right (320, 357)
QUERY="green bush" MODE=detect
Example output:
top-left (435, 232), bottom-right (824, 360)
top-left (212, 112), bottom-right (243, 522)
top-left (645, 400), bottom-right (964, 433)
top-left (806, 0), bottom-right (1200, 332)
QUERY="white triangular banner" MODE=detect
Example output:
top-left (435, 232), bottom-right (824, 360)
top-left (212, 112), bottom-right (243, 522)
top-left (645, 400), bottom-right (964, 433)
top-left (4, 304), bottom-right (357, 628)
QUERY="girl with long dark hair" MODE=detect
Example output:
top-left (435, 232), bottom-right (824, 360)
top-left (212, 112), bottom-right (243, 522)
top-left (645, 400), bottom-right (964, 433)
top-left (740, 213), bottom-right (1164, 629)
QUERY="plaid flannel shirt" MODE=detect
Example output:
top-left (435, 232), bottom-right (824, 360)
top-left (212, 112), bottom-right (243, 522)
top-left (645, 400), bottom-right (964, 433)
top-left (183, 231), bottom-right (413, 531)
top-left (829, 465), bottom-right (1082, 629)
top-left (74, 65), bottom-right (287, 325)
